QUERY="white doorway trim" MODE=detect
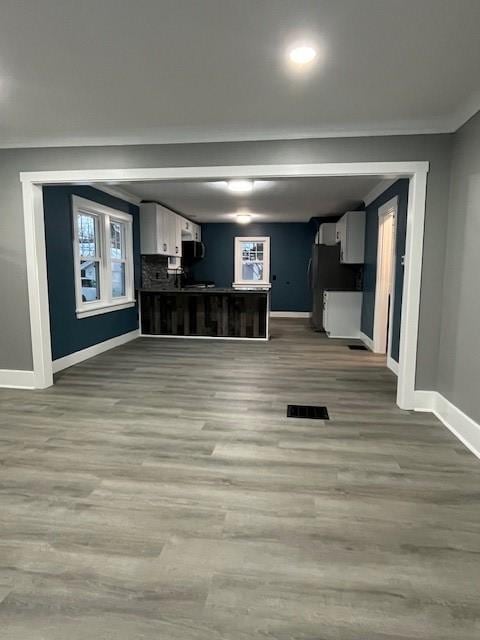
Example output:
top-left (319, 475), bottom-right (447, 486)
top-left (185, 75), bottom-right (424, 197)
top-left (19, 161), bottom-right (428, 410)
top-left (373, 196), bottom-right (398, 363)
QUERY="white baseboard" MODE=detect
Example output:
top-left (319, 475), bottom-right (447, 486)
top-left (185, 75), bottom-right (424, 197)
top-left (52, 330), bottom-right (139, 373)
top-left (359, 331), bottom-right (374, 351)
top-left (140, 333), bottom-right (268, 342)
top-left (387, 356), bottom-right (399, 376)
top-left (0, 369), bottom-right (35, 389)
top-left (270, 311), bottom-right (311, 318)
top-left (414, 390), bottom-right (480, 459)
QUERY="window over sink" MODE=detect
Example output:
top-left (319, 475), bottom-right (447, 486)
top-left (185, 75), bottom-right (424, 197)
top-left (233, 236), bottom-right (271, 289)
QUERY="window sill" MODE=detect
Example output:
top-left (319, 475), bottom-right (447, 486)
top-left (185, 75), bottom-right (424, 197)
top-left (232, 283), bottom-right (271, 290)
top-left (75, 300), bottom-right (136, 319)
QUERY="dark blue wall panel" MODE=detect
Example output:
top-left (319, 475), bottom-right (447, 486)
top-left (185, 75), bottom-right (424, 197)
top-left (43, 186), bottom-right (140, 361)
top-left (192, 222), bottom-right (315, 312)
top-left (361, 179), bottom-right (409, 362)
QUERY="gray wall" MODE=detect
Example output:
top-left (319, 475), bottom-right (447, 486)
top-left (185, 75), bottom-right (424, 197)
top-left (0, 135), bottom-right (452, 391)
top-left (437, 110), bottom-right (480, 422)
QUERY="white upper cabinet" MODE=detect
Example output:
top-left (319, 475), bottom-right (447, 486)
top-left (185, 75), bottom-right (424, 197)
top-left (173, 214), bottom-right (183, 257)
top-left (192, 222), bottom-right (201, 242)
top-left (140, 203), bottom-right (199, 256)
top-left (316, 222), bottom-right (337, 245)
top-left (180, 217), bottom-right (192, 234)
top-left (335, 211), bottom-right (366, 263)
top-left (140, 203), bottom-right (168, 255)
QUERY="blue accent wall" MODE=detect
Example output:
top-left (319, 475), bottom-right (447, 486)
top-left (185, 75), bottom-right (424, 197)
top-left (361, 179), bottom-right (409, 362)
top-left (192, 222), bottom-right (315, 312)
top-left (43, 185), bottom-right (140, 361)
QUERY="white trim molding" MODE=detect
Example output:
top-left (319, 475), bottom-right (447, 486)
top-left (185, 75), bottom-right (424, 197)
top-left (0, 369), bottom-right (36, 389)
top-left (20, 161), bottom-right (428, 403)
top-left (414, 391), bottom-right (480, 460)
top-left (359, 331), bottom-right (374, 351)
top-left (270, 311), bottom-right (311, 318)
top-left (52, 330), bottom-right (139, 373)
top-left (94, 183), bottom-right (142, 205)
top-left (387, 356), bottom-right (399, 376)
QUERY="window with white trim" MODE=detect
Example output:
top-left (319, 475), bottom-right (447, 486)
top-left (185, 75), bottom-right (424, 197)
top-left (233, 236), bottom-right (271, 288)
top-left (72, 196), bottom-right (135, 318)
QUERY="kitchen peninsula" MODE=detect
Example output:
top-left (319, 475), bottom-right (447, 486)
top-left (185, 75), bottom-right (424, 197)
top-left (139, 288), bottom-right (270, 340)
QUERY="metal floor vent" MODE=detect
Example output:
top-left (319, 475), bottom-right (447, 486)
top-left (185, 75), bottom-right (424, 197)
top-left (287, 405), bottom-right (329, 420)
top-left (348, 344), bottom-right (368, 351)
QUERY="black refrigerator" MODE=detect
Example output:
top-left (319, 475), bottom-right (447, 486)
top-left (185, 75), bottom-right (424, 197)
top-left (309, 243), bottom-right (360, 331)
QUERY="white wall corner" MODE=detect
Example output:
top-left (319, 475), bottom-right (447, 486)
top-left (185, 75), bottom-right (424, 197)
top-left (0, 369), bottom-right (36, 389)
top-left (414, 390), bottom-right (480, 460)
top-left (359, 331), bottom-right (374, 351)
top-left (52, 329), bottom-right (139, 373)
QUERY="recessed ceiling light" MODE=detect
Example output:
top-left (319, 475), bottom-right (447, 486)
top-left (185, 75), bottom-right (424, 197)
top-left (236, 213), bottom-right (252, 224)
top-left (228, 179), bottom-right (254, 193)
top-left (288, 45), bottom-right (317, 65)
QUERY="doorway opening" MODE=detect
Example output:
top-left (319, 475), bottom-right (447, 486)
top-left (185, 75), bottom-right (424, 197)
top-left (20, 161), bottom-right (428, 410)
top-left (373, 196), bottom-right (398, 373)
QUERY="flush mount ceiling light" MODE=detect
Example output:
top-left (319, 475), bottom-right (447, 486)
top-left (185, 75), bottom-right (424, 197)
top-left (288, 44), bottom-right (317, 65)
top-left (227, 179), bottom-right (254, 193)
top-left (236, 213), bottom-right (252, 224)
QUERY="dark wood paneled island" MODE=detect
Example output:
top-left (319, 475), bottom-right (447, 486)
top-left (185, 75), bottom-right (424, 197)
top-left (139, 288), bottom-right (270, 340)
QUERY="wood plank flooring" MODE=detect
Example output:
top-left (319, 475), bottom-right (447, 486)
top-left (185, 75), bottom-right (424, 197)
top-left (0, 319), bottom-right (479, 639)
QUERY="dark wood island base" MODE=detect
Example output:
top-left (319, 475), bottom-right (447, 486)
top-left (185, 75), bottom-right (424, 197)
top-left (139, 289), bottom-right (270, 340)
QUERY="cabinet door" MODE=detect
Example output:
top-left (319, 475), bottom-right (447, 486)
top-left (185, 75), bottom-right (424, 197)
top-left (140, 203), bottom-right (159, 254)
top-left (322, 292), bottom-right (330, 334)
top-left (335, 216), bottom-right (347, 262)
top-left (343, 211), bottom-right (365, 263)
top-left (181, 217), bottom-right (192, 234)
top-left (157, 209), bottom-right (169, 255)
top-left (174, 214), bottom-right (182, 257)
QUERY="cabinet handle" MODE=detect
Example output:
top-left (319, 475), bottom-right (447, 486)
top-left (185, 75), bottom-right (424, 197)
top-left (176, 246), bottom-right (179, 253)
top-left (163, 243), bottom-right (167, 251)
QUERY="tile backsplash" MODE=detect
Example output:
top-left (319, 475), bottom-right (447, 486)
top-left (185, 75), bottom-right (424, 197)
top-left (141, 255), bottom-right (177, 289)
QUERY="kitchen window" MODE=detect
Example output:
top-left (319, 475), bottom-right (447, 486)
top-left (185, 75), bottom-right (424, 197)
top-left (72, 196), bottom-right (135, 318)
top-left (233, 236), bottom-right (271, 288)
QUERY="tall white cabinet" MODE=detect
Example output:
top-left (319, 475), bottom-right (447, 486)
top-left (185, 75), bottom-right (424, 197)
top-left (335, 211), bottom-right (366, 264)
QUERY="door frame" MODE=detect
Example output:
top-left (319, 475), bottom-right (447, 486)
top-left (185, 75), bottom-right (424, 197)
top-left (19, 161), bottom-right (428, 410)
top-left (373, 196), bottom-right (398, 370)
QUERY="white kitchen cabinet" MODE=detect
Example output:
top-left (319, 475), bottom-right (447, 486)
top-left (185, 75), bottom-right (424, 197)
top-left (140, 203), bottom-right (184, 256)
top-left (192, 222), bottom-right (201, 242)
top-left (323, 291), bottom-right (362, 339)
top-left (172, 214), bottom-right (182, 258)
top-left (181, 217), bottom-right (193, 235)
top-left (335, 211), bottom-right (365, 263)
top-left (180, 217), bottom-right (201, 241)
top-left (316, 222), bottom-right (337, 245)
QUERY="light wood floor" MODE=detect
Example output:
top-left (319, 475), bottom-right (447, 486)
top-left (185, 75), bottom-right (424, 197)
top-left (1, 319), bottom-right (479, 639)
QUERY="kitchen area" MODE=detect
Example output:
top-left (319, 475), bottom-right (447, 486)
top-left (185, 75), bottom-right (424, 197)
top-left (138, 201), bottom-right (270, 340)
top-left (135, 190), bottom-right (369, 344)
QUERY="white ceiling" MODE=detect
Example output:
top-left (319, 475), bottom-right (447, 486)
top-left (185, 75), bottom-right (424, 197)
top-left (119, 176), bottom-right (387, 222)
top-left (1, 0), bottom-right (479, 148)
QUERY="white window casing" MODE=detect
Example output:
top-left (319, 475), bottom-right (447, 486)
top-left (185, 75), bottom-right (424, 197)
top-left (72, 195), bottom-right (135, 318)
top-left (233, 236), bottom-right (271, 289)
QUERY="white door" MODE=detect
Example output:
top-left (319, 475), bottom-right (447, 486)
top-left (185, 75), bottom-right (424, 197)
top-left (373, 198), bottom-right (398, 358)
